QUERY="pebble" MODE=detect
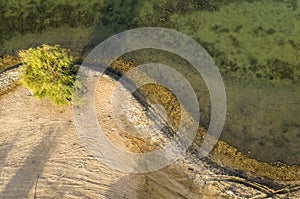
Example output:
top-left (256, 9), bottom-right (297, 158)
top-left (0, 68), bottom-right (20, 93)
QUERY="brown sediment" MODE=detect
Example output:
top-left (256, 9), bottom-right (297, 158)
top-left (213, 140), bottom-right (300, 181)
top-left (0, 54), bottom-right (21, 71)
top-left (0, 81), bottom-right (20, 97)
top-left (109, 58), bottom-right (300, 182)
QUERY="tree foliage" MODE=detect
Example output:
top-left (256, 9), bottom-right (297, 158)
top-left (19, 45), bottom-right (80, 105)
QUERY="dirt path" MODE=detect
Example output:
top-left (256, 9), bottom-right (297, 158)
top-left (0, 74), bottom-right (299, 198)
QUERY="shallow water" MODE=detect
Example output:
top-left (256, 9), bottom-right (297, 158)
top-left (0, 0), bottom-right (299, 165)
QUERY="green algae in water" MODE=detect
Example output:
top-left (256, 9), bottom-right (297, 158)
top-left (133, 0), bottom-right (300, 83)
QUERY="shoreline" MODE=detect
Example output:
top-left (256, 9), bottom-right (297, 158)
top-left (1, 70), bottom-right (299, 198)
top-left (1, 64), bottom-right (300, 183)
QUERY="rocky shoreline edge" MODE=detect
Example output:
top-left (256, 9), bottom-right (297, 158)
top-left (0, 67), bottom-right (20, 95)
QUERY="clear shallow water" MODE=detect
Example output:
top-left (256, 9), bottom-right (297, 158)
top-left (0, 0), bottom-right (299, 165)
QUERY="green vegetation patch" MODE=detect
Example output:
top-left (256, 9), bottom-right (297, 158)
top-left (19, 44), bottom-right (80, 105)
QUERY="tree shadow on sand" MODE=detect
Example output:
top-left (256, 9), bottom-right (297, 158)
top-left (1, 128), bottom-right (60, 198)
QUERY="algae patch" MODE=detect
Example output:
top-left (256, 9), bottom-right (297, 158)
top-left (133, 0), bottom-right (300, 83)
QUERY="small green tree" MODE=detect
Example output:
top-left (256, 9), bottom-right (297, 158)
top-left (19, 44), bottom-right (80, 105)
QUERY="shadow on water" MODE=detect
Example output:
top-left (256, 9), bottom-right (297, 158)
top-left (1, 128), bottom-right (59, 198)
top-left (79, 0), bottom-right (141, 58)
top-left (0, 0), bottom-right (143, 59)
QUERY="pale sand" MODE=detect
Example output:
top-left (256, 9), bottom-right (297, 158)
top-left (0, 74), bottom-right (298, 198)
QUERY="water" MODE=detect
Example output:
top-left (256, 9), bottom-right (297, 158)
top-left (0, 0), bottom-right (299, 165)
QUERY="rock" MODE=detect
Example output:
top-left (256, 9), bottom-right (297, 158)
top-left (0, 68), bottom-right (20, 94)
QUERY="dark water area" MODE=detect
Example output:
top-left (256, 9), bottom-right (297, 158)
top-left (0, 0), bottom-right (299, 165)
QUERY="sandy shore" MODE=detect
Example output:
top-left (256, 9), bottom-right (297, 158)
top-left (0, 70), bottom-right (299, 198)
